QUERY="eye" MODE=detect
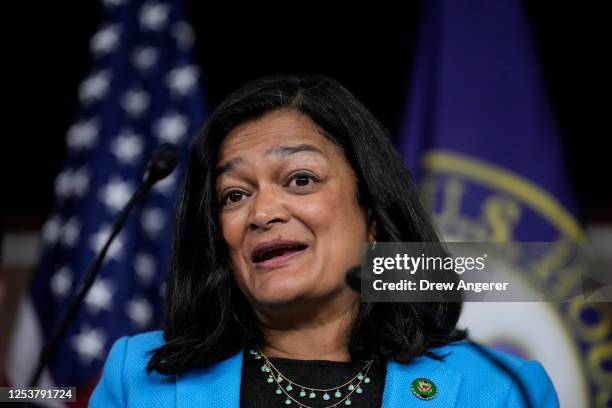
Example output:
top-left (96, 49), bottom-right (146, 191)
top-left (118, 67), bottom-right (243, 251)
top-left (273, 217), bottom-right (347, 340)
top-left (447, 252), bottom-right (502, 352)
top-left (220, 190), bottom-right (248, 207)
top-left (287, 172), bottom-right (319, 188)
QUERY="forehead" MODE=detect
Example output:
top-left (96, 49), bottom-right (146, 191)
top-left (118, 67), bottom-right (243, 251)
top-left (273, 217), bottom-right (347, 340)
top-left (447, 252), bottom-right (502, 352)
top-left (218, 110), bottom-right (339, 161)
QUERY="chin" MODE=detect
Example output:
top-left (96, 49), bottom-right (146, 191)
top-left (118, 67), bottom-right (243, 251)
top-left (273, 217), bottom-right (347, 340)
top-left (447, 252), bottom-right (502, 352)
top-left (252, 273), bottom-right (311, 308)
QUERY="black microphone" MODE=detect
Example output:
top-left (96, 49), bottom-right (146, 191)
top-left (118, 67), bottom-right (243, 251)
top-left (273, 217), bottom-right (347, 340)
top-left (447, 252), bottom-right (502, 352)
top-left (27, 144), bottom-right (179, 388)
top-left (143, 143), bottom-right (179, 183)
top-left (344, 265), bottom-right (533, 408)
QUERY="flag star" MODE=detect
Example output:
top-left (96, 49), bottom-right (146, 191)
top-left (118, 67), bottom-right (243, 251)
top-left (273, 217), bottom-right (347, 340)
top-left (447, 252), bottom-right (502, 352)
top-left (42, 216), bottom-right (62, 244)
top-left (72, 168), bottom-right (90, 196)
top-left (90, 224), bottom-right (125, 261)
top-left (67, 119), bottom-right (99, 150)
top-left (160, 282), bottom-right (166, 298)
top-left (141, 207), bottom-right (166, 238)
top-left (166, 65), bottom-right (199, 97)
top-left (55, 171), bottom-right (71, 197)
top-left (133, 253), bottom-right (156, 284)
top-left (132, 46), bottom-right (158, 72)
top-left (153, 112), bottom-right (188, 143)
top-left (61, 217), bottom-right (81, 247)
top-left (139, 3), bottom-right (170, 31)
top-left (98, 176), bottom-right (134, 212)
top-left (125, 298), bottom-right (153, 328)
top-left (153, 171), bottom-right (176, 195)
top-left (85, 278), bottom-right (114, 313)
top-left (55, 167), bottom-right (90, 198)
top-left (79, 70), bottom-right (111, 103)
top-left (172, 21), bottom-right (195, 49)
top-left (71, 327), bottom-right (106, 364)
top-left (110, 130), bottom-right (144, 164)
top-left (51, 267), bottom-right (72, 298)
top-left (90, 24), bottom-right (121, 55)
top-left (121, 88), bottom-right (150, 118)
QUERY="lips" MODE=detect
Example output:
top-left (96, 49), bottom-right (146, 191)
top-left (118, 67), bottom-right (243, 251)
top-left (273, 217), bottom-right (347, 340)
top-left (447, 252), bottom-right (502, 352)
top-left (251, 240), bottom-right (308, 267)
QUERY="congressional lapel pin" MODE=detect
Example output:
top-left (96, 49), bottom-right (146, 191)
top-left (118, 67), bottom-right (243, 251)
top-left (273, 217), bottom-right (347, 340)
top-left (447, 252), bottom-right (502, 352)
top-left (411, 378), bottom-right (437, 400)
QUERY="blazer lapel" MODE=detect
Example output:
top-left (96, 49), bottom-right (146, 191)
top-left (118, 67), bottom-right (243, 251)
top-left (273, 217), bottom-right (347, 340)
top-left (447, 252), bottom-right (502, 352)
top-left (382, 352), bottom-right (462, 408)
top-left (177, 349), bottom-right (244, 408)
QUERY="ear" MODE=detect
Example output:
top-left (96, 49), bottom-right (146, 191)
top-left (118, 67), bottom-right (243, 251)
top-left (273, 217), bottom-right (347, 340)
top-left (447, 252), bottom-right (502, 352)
top-left (366, 208), bottom-right (378, 241)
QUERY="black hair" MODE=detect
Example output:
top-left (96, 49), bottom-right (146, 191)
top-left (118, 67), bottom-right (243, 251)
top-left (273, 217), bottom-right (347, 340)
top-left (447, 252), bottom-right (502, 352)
top-left (147, 74), bottom-right (466, 375)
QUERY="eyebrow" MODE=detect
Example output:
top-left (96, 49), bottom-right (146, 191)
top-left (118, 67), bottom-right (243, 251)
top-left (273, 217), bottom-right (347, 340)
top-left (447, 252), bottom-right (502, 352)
top-left (215, 157), bottom-right (243, 177)
top-left (215, 144), bottom-right (325, 178)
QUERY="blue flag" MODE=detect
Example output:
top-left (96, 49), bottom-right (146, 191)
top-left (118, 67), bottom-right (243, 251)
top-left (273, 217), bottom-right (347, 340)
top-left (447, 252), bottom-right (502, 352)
top-left (400, 0), bottom-right (583, 243)
top-left (398, 0), bottom-right (610, 407)
top-left (6, 0), bottom-right (205, 404)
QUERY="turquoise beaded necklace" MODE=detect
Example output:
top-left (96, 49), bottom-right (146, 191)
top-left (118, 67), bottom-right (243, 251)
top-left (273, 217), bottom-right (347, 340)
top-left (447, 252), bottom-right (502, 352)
top-left (249, 347), bottom-right (374, 407)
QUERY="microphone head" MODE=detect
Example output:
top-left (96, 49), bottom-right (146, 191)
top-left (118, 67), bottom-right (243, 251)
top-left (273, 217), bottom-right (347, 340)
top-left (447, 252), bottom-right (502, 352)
top-left (145, 143), bottom-right (179, 182)
top-left (346, 266), bottom-right (361, 292)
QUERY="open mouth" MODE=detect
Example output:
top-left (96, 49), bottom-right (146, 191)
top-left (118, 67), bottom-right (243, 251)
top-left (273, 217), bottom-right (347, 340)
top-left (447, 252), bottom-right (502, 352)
top-left (253, 245), bottom-right (306, 263)
top-left (252, 241), bottom-right (308, 266)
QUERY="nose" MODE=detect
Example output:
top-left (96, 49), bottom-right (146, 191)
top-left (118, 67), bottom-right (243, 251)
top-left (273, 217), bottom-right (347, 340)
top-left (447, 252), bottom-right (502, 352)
top-left (248, 184), bottom-right (290, 231)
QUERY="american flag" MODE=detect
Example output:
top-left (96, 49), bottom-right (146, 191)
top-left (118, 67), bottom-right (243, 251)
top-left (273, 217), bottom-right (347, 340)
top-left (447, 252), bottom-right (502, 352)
top-left (5, 0), bottom-right (205, 405)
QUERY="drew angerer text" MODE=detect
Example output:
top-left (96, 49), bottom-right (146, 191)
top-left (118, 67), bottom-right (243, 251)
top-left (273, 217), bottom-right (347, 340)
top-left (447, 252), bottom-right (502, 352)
top-left (372, 279), bottom-right (509, 293)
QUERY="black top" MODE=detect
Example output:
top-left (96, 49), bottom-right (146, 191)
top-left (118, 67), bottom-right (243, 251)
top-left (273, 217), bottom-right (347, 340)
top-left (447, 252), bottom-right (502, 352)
top-left (240, 348), bottom-right (387, 408)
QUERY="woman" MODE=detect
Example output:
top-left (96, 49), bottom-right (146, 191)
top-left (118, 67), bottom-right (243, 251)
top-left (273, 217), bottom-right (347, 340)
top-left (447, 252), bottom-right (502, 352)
top-left (90, 74), bottom-right (558, 407)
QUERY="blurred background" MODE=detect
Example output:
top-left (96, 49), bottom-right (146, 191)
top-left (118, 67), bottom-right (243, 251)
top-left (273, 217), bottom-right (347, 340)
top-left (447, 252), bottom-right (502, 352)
top-left (1, 0), bottom-right (610, 407)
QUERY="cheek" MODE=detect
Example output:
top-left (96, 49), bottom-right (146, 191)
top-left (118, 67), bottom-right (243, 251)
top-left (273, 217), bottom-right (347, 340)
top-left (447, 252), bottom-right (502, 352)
top-left (219, 212), bottom-right (247, 252)
top-left (219, 213), bottom-right (251, 287)
top-left (294, 185), bottom-right (366, 238)
top-left (291, 194), bottom-right (340, 227)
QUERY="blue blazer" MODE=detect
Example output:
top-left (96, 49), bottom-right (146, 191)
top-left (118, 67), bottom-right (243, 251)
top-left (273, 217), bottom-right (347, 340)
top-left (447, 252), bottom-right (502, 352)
top-left (89, 330), bottom-right (559, 407)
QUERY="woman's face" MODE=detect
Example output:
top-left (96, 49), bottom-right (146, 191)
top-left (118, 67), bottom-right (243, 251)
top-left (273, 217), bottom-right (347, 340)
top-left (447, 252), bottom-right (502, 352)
top-left (216, 110), bottom-right (375, 313)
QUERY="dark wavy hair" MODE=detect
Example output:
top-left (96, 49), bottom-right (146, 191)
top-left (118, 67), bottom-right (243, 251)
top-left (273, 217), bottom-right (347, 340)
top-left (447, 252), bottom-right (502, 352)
top-left (147, 74), bottom-right (466, 375)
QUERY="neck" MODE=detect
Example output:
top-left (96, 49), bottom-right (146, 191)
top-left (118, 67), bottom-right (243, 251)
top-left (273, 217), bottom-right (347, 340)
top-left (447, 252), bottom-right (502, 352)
top-left (254, 289), bottom-right (359, 362)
